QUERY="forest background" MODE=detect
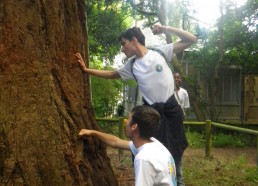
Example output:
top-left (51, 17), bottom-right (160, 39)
top-left (0, 0), bottom-right (257, 185)
top-left (89, 0), bottom-right (258, 122)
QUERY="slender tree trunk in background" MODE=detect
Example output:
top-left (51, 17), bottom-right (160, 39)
top-left (209, 0), bottom-right (225, 121)
top-left (208, 77), bottom-right (217, 121)
top-left (158, 0), bottom-right (206, 121)
top-left (0, 1), bottom-right (117, 185)
top-left (158, 0), bottom-right (173, 44)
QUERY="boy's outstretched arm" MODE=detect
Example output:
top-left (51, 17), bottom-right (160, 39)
top-left (75, 53), bottom-right (120, 79)
top-left (78, 129), bottom-right (130, 151)
top-left (152, 25), bottom-right (197, 54)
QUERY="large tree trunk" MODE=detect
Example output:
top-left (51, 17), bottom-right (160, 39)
top-left (0, 1), bottom-right (117, 185)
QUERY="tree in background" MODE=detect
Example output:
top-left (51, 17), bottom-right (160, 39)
top-left (86, 0), bottom-right (131, 116)
top-left (0, 1), bottom-right (118, 185)
top-left (223, 0), bottom-right (258, 75)
top-left (187, 0), bottom-right (258, 121)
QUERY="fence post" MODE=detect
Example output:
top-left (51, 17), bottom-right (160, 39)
top-left (118, 117), bottom-right (125, 161)
top-left (205, 120), bottom-right (211, 158)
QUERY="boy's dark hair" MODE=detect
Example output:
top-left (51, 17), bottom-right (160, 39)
top-left (118, 27), bottom-right (145, 46)
top-left (130, 105), bottom-right (160, 139)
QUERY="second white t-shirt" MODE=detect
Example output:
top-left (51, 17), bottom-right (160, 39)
top-left (129, 137), bottom-right (177, 186)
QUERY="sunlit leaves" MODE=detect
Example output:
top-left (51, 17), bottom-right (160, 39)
top-left (90, 61), bottom-right (124, 117)
top-left (87, 0), bottom-right (132, 63)
top-left (190, 0), bottom-right (258, 75)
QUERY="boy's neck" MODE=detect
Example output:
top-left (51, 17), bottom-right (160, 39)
top-left (135, 46), bottom-right (148, 58)
top-left (133, 137), bottom-right (152, 148)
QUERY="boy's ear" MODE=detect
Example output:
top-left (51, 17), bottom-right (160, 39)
top-left (132, 37), bottom-right (138, 43)
top-left (131, 123), bottom-right (138, 131)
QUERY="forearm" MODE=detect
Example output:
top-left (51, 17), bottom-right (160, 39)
top-left (162, 26), bottom-right (197, 43)
top-left (75, 53), bottom-right (120, 79)
top-left (152, 25), bottom-right (197, 53)
top-left (81, 68), bottom-right (120, 79)
top-left (90, 130), bottom-right (120, 147)
top-left (79, 129), bottom-right (130, 150)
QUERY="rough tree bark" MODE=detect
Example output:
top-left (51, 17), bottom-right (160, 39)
top-left (0, 0), bottom-right (117, 185)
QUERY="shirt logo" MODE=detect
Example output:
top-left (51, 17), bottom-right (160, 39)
top-left (156, 64), bottom-right (163, 72)
top-left (168, 156), bottom-right (177, 186)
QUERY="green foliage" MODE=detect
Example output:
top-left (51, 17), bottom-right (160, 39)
top-left (245, 167), bottom-right (258, 183)
top-left (86, 0), bottom-right (132, 63)
top-left (190, 0), bottom-right (258, 75)
top-left (85, 1), bottom-right (132, 116)
top-left (186, 130), bottom-right (205, 148)
top-left (184, 156), bottom-right (258, 186)
top-left (212, 132), bottom-right (256, 148)
top-left (127, 0), bottom-right (193, 32)
top-left (98, 121), bottom-right (119, 136)
top-left (222, 0), bottom-right (258, 75)
top-left (90, 61), bottom-right (124, 117)
top-left (185, 0), bottom-right (258, 120)
top-left (212, 133), bottom-right (245, 147)
top-left (116, 103), bottom-right (125, 117)
top-left (185, 126), bottom-right (256, 148)
top-left (183, 125), bottom-right (258, 185)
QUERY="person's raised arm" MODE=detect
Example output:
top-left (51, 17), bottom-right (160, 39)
top-left (152, 25), bottom-right (197, 54)
top-left (75, 53), bottom-right (120, 79)
top-left (78, 129), bottom-right (130, 150)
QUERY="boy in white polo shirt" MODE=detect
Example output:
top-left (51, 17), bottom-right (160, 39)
top-left (79, 105), bottom-right (177, 186)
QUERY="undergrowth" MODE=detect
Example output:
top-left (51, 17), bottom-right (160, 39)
top-left (184, 154), bottom-right (258, 186)
top-left (185, 126), bottom-right (256, 148)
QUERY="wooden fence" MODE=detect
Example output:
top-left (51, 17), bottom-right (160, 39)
top-left (96, 118), bottom-right (258, 166)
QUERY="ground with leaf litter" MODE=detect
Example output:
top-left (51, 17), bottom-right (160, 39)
top-left (107, 147), bottom-right (257, 186)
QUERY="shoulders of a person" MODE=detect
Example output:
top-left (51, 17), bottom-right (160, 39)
top-left (117, 56), bottom-right (136, 73)
top-left (134, 50), bottom-right (166, 66)
top-left (124, 56), bottom-right (137, 66)
top-left (158, 44), bottom-right (174, 61)
top-left (136, 138), bottom-right (170, 160)
top-left (148, 44), bottom-right (173, 56)
top-left (179, 87), bottom-right (188, 94)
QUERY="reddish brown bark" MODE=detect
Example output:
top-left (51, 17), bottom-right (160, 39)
top-left (0, 1), bottom-right (117, 185)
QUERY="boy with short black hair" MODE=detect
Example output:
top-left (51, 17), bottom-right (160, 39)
top-left (79, 105), bottom-right (177, 186)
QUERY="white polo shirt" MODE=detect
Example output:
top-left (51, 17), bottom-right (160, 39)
top-left (117, 44), bottom-right (174, 105)
top-left (129, 137), bottom-right (177, 186)
top-left (176, 87), bottom-right (190, 109)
